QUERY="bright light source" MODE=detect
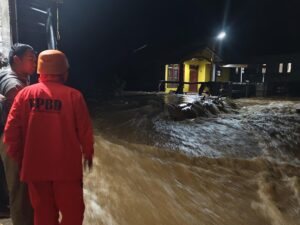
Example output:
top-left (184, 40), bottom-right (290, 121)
top-left (217, 31), bottom-right (226, 40)
top-left (287, 63), bottom-right (292, 73)
top-left (279, 63), bottom-right (283, 73)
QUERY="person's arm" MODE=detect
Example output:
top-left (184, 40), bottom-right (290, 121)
top-left (3, 91), bottom-right (24, 164)
top-left (5, 86), bottom-right (22, 113)
top-left (2, 85), bottom-right (23, 125)
top-left (0, 94), bottom-right (5, 103)
top-left (74, 92), bottom-right (94, 170)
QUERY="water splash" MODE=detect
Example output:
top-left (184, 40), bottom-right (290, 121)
top-left (83, 95), bottom-right (300, 225)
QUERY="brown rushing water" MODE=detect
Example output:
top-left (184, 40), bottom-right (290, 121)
top-left (83, 94), bottom-right (300, 225)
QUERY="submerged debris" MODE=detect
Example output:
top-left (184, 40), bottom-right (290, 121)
top-left (166, 97), bottom-right (238, 121)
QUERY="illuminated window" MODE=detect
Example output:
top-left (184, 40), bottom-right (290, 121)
top-left (262, 64), bottom-right (267, 74)
top-left (287, 63), bottom-right (292, 73)
top-left (241, 67), bottom-right (245, 74)
top-left (279, 63), bottom-right (283, 73)
top-left (235, 68), bottom-right (239, 74)
top-left (167, 64), bottom-right (180, 88)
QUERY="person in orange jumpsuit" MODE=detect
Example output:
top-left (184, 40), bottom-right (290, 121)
top-left (3, 49), bottom-right (94, 225)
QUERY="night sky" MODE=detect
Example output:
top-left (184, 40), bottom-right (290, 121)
top-left (55, 0), bottom-right (300, 91)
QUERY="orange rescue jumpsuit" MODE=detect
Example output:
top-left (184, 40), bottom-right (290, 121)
top-left (3, 75), bottom-right (94, 225)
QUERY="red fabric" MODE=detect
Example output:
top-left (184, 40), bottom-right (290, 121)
top-left (28, 180), bottom-right (84, 225)
top-left (38, 74), bottom-right (67, 83)
top-left (3, 76), bottom-right (94, 181)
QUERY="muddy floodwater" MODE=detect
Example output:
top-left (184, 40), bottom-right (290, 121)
top-left (83, 94), bottom-right (300, 225)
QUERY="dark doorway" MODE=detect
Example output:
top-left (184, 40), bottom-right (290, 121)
top-left (189, 65), bottom-right (199, 92)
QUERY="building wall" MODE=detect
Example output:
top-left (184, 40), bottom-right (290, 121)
top-left (164, 60), bottom-right (231, 93)
top-left (216, 68), bottom-right (230, 82)
top-left (183, 59), bottom-right (211, 93)
top-left (205, 64), bottom-right (211, 82)
top-left (0, 0), bottom-right (12, 57)
top-left (183, 63), bottom-right (190, 92)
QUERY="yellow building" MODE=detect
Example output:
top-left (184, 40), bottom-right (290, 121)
top-left (164, 48), bottom-right (230, 93)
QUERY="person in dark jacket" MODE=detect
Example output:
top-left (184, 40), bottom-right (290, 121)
top-left (0, 43), bottom-right (36, 224)
top-left (0, 51), bottom-right (8, 216)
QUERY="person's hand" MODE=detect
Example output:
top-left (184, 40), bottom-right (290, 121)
top-left (0, 94), bottom-right (6, 103)
top-left (84, 157), bottom-right (93, 172)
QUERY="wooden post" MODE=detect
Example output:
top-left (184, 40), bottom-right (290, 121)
top-left (176, 63), bottom-right (184, 94)
top-left (0, 0), bottom-right (13, 55)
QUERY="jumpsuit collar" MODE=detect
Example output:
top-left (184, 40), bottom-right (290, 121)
top-left (39, 74), bottom-right (64, 83)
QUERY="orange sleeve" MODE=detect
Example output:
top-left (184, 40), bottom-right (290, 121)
top-left (74, 92), bottom-right (94, 160)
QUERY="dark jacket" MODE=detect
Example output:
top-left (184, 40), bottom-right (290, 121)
top-left (0, 68), bottom-right (28, 134)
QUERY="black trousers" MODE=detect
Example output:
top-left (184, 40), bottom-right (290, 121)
top-left (0, 128), bottom-right (9, 209)
top-left (0, 154), bottom-right (9, 209)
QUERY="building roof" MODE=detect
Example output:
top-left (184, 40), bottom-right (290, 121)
top-left (161, 43), bottom-right (223, 64)
top-left (181, 47), bottom-right (223, 63)
top-left (221, 64), bottom-right (248, 68)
